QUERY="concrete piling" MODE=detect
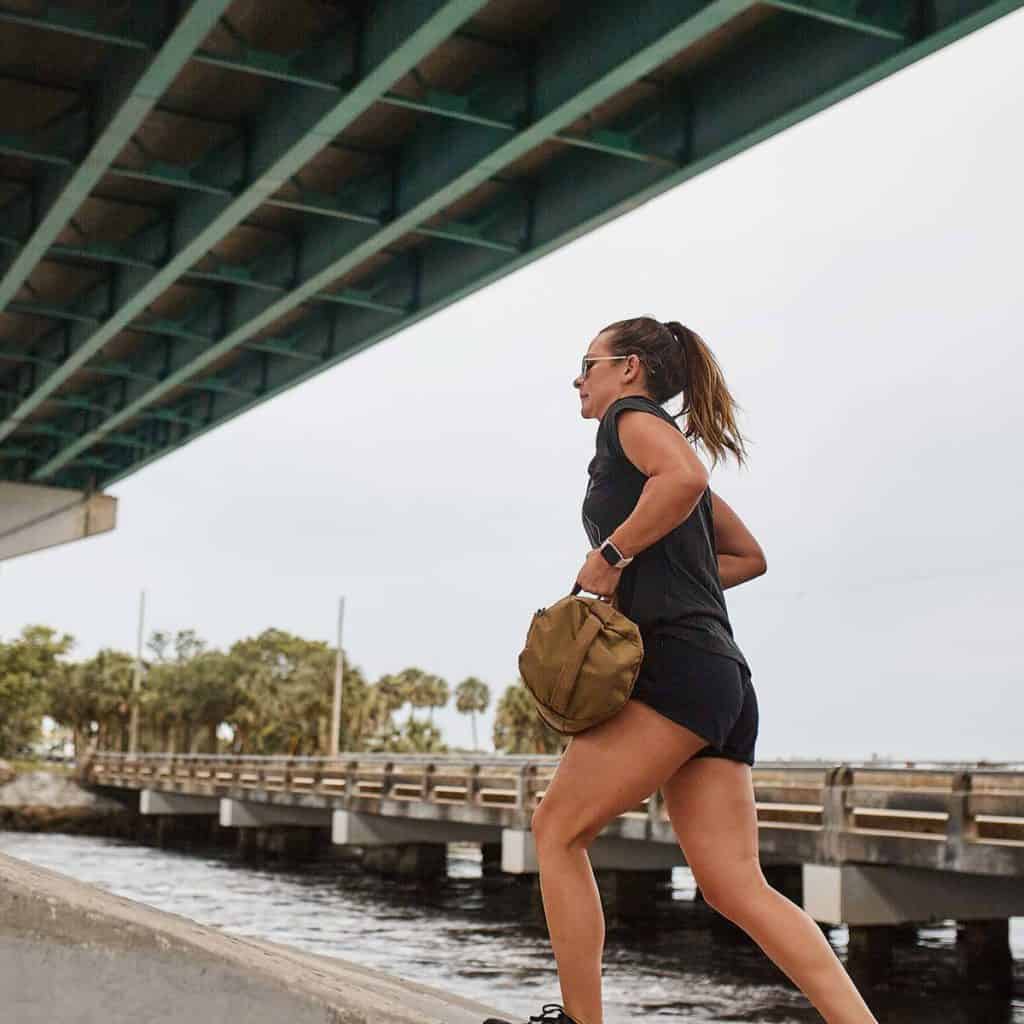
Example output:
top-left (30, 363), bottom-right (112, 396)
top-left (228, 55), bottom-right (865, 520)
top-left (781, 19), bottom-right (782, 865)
top-left (846, 924), bottom-right (895, 984)
top-left (481, 841), bottom-right (503, 875)
top-left (362, 842), bottom-right (448, 881)
top-left (956, 918), bottom-right (1013, 996)
top-left (594, 868), bottom-right (671, 924)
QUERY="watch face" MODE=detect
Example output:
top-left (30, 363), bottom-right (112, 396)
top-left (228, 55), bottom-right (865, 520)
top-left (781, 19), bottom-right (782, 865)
top-left (600, 542), bottom-right (621, 567)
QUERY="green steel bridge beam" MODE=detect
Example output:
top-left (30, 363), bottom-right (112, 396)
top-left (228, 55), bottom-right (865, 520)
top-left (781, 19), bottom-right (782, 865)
top-left (0, 0), bottom-right (911, 414)
top-left (6, 0), bottom-right (1022, 484)
top-left (18, 0), bottom-right (776, 478)
top-left (24, 0), bottom-right (1022, 489)
top-left (22, 0), bottom-right (930, 482)
top-left (0, 0), bottom-right (490, 445)
top-left (0, 1), bottom-right (233, 313)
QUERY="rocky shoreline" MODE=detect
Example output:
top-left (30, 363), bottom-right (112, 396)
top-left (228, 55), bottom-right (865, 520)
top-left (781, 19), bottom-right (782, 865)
top-left (0, 766), bottom-right (128, 834)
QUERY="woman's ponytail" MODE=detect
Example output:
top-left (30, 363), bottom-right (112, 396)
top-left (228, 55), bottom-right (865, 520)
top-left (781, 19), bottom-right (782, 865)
top-left (603, 316), bottom-right (750, 471)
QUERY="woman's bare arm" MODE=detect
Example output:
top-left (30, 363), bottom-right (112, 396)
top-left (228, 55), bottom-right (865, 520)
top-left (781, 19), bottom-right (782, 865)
top-left (574, 410), bottom-right (707, 597)
top-left (711, 489), bottom-right (766, 589)
top-left (607, 410), bottom-right (710, 557)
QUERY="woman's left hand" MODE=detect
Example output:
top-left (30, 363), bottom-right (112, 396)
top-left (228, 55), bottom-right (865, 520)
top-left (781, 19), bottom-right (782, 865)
top-left (575, 548), bottom-right (622, 599)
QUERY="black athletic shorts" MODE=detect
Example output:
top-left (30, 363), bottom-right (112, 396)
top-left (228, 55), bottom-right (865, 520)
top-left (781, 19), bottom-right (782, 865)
top-left (628, 633), bottom-right (758, 766)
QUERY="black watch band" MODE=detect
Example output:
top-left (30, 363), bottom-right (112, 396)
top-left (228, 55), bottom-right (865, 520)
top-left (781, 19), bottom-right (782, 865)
top-left (599, 538), bottom-right (633, 569)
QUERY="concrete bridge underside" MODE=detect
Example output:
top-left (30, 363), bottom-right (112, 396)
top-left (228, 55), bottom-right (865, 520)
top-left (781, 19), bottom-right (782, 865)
top-left (0, 0), bottom-right (1021, 554)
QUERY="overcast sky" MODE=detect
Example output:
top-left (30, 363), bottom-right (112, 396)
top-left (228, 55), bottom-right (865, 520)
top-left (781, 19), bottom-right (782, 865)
top-left (3, 17), bottom-right (1022, 761)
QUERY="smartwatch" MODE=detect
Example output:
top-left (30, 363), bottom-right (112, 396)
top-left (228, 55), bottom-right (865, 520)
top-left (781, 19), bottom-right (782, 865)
top-left (599, 538), bottom-right (633, 569)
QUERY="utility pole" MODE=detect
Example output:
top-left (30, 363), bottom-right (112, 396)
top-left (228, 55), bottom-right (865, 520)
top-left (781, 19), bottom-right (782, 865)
top-left (330, 596), bottom-right (345, 758)
top-left (128, 589), bottom-right (145, 755)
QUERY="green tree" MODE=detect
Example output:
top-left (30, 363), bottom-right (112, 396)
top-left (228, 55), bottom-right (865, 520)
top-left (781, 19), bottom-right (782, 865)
top-left (47, 659), bottom-right (98, 757)
top-left (0, 625), bottom-right (74, 757)
top-left (492, 680), bottom-right (564, 755)
top-left (425, 674), bottom-right (449, 726)
top-left (370, 715), bottom-right (448, 754)
top-left (396, 666), bottom-right (428, 722)
top-left (140, 628), bottom-right (209, 752)
top-left (88, 648), bottom-right (135, 752)
top-left (187, 650), bottom-right (240, 753)
top-left (455, 676), bottom-right (490, 751)
top-left (224, 629), bottom-right (370, 756)
top-left (352, 680), bottom-right (399, 753)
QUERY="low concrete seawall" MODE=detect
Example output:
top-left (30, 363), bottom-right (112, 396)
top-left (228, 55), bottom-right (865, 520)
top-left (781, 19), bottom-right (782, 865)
top-left (0, 851), bottom-right (508, 1024)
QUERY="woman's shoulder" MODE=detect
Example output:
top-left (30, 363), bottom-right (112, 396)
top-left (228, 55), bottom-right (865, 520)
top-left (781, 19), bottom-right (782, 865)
top-left (600, 394), bottom-right (670, 427)
top-left (598, 396), bottom-right (677, 459)
top-left (599, 395), bottom-right (677, 434)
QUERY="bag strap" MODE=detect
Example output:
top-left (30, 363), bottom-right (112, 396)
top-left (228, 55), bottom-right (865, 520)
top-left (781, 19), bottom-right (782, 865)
top-left (572, 581), bottom-right (620, 610)
top-left (551, 606), bottom-right (604, 714)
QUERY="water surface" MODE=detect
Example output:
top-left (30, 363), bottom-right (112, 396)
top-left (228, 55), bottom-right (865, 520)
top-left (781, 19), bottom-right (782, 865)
top-left (1, 831), bottom-right (1020, 1023)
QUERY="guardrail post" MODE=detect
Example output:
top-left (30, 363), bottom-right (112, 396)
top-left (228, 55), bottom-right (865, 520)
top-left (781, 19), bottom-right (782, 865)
top-left (467, 763), bottom-right (481, 806)
top-left (381, 761), bottom-right (394, 799)
top-left (517, 763), bottom-right (536, 822)
top-left (344, 759), bottom-right (358, 806)
top-left (422, 762), bottom-right (436, 802)
top-left (821, 764), bottom-right (853, 863)
top-left (944, 770), bottom-right (975, 870)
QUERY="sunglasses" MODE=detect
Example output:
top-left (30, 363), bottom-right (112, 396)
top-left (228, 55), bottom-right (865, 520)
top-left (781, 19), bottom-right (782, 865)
top-left (579, 354), bottom-right (628, 380)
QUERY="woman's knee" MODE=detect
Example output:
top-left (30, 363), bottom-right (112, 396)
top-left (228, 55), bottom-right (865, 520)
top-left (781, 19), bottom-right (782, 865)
top-left (693, 860), bottom-right (769, 920)
top-left (531, 802), bottom-right (596, 850)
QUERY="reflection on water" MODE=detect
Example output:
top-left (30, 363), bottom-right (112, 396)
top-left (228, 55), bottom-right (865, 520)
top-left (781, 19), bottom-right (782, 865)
top-left (1, 831), bottom-right (1021, 1023)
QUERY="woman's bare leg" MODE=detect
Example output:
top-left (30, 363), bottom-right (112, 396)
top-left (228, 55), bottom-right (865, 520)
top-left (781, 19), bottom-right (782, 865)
top-left (531, 701), bottom-right (710, 1024)
top-left (661, 757), bottom-right (879, 1024)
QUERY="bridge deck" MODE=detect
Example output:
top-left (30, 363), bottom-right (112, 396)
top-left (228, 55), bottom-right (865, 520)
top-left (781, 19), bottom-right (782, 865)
top-left (1, 0), bottom-right (1021, 489)
top-left (89, 753), bottom-right (1024, 878)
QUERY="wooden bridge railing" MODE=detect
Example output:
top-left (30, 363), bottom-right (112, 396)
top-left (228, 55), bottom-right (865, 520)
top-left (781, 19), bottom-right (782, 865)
top-left (88, 754), bottom-right (1024, 874)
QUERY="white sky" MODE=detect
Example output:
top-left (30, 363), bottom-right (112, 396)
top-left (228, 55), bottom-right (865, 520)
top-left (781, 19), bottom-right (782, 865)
top-left (3, 16), bottom-right (1023, 761)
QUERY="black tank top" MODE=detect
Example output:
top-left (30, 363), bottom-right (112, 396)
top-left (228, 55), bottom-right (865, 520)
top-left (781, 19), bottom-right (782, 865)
top-left (581, 395), bottom-right (750, 673)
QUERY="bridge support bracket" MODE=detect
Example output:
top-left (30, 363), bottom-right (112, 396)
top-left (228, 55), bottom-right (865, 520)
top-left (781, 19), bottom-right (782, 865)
top-left (219, 798), bottom-right (331, 829)
top-left (803, 863), bottom-right (1024, 925)
top-left (0, 482), bottom-right (116, 560)
top-left (501, 829), bottom-right (683, 874)
top-left (139, 790), bottom-right (218, 816)
top-left (332, 809), bottom-right (501, 847)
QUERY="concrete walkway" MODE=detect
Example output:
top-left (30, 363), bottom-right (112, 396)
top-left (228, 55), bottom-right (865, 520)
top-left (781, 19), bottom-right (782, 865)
top-left (0, 851), bottom-right (512, 1024)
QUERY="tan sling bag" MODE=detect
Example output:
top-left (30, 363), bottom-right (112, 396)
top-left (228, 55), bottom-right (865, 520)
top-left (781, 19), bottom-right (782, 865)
top-left (518, 584), bottom-right (644, 735)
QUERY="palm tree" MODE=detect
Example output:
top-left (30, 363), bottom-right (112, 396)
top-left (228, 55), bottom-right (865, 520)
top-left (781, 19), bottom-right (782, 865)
top-left (493, 680), bottom-right (564, 755)
top-left (398, 667), bottom-right (430, 723)
top-left (2, 625), bottom-right (73, 758)
top-left (426, 675), bottom-right (449, 726)
top-left (91, 649), bottom-right (135, 751)
top-left (346, 678), bottom-right (390, 752)
top-left (188, 651), bottom-right (240, 753)
top-left (455, 676), bottom-right (490, 751)
top-left (372, 715), bottom-right (447, 754)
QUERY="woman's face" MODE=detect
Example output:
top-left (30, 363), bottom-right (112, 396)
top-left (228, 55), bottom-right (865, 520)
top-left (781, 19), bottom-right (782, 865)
top-left (574, 331), bottom-right (634, 421)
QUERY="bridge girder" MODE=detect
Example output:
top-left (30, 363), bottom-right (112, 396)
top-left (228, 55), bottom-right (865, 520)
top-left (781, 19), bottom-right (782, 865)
top-left (0, 0), bottom-right (1019, 489)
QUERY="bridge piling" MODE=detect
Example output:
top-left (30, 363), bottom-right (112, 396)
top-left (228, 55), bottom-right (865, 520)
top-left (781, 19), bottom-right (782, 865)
top-left (234, 826), bottom-right (329, 863)
top-left (362, 843), bottom-right (448, 881)
top-left (481, 841), bottom-right (503, 875)
top-left (846, 924), bottom-right (895, 984)
top-left (956, 918), bottom-right (1014, 996)
top-left (594, 869), bottom-right (673, 925)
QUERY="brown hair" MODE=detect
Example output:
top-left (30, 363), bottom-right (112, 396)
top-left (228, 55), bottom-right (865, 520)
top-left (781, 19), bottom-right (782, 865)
top-left (601, 316), bottom-right (750, 470)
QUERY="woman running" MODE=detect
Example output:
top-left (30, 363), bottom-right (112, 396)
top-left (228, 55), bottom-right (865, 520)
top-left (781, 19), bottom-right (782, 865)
top-left (486, 317), bottom-right (877, 1024)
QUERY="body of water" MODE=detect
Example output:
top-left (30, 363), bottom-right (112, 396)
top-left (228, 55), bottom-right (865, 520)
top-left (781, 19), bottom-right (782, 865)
top-left (1, 831), bottom-right (1021, 1023)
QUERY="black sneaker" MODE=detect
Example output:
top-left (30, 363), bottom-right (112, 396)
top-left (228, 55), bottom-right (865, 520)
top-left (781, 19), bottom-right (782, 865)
top-left (483, 1003), bottom-right (583, 1024)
